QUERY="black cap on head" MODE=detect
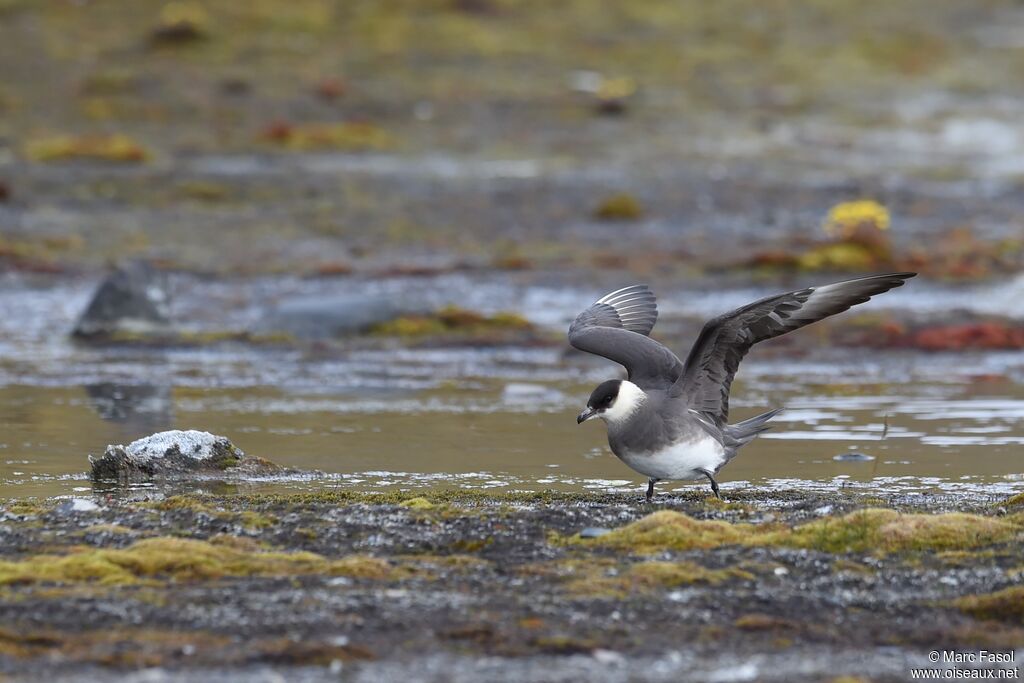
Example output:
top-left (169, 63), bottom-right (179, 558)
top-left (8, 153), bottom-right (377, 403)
top-left (587, 379), bottom-right (622, 410)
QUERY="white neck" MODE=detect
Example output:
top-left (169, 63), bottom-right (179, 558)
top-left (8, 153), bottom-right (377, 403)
top-left (601, 380), bottom-right (647, 425)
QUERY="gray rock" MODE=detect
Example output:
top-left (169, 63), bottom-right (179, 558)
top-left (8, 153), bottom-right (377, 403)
top-left (73, 261), bottom-right (171, 339)
top-left (259, 293), bottom-right (428, 339)
top-left (55, 498), bottom-right (100, 515)
top-left (90, 429), bottom-right (277, 483)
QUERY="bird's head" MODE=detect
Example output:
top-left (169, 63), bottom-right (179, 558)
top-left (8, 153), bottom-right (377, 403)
top-left (577, 379), bottom-right (646, 425)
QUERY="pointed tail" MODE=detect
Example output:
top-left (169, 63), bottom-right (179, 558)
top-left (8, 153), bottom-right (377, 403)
top-left (726, 408), bottom-right (784, 447)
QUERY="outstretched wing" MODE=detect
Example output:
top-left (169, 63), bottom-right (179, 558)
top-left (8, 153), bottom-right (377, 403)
top-left (676, 272), bottom-right (916, 423)
top-left (568, 284), bottom-right (683, 390)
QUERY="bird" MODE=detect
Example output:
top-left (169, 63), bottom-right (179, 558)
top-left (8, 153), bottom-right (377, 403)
top-left (570, 273), bottom-right (916, 502)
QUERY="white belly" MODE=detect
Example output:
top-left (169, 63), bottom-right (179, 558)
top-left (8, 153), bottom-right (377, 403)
top-left (617, 433), bottom-right (726, 481)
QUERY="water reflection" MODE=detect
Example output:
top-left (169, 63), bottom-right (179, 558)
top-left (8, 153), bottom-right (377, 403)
top-left (84, 383), bottom-right (174, 436)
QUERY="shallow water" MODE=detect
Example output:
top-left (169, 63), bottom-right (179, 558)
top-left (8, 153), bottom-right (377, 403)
top-left (2, 272), bottom-right (1024, 500)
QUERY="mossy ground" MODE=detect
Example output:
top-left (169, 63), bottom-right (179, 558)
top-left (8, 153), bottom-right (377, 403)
top-left (956, 586), bottom-right (1024, 623)
top-left (562, 507), bottom-right (1023, 555)
top-left (0, 490), bottom-right (1020, 680)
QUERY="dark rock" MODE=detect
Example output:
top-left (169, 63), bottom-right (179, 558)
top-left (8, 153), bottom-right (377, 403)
top-left (72, 261), bottom-right (171, 339)
top-left (259, 293), bottom-right (429, 339)
top-left (89, 430), bottom-right (279, 484)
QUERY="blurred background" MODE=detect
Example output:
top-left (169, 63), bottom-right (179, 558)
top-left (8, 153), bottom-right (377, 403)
top-left (1, 0), bottom-right (1023, 499)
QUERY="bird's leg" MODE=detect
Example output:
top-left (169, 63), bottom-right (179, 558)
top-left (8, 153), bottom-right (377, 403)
top-left (703, 471), bottom-right (721, 499)
top-left (645, 478), bottom-right (658, 503)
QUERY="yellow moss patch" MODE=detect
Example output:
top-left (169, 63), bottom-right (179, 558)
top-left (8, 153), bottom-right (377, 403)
top-left (593, 192), bottom-right (643, 221)
top-left (399, 497), bottom-right (435, 510)
top-left (566, 509), bottom-right (1021, 555)
top-left (0, 537), bottom-right (400, 586)
top-left (233, 510), bottom-right (278, 530)
top-left (25, 134), bottom-right (150, 163)
top-left (371, 306), bottom-right (533, 337)
top-left (566, 510), bottom-right (756, 553)
top-left (3, 500), bottom-right (49, 516)
top-left (780, 509), bottom-right (1021, 554)
top-left (1004, 492), bottom-right (1024, 509)
top-left (956, 586), bottom-right (1024, 623)
top-left (797, 241), bottom-right (878, 271)
top-left (832, 558), bottom-right (874, 574)
top-left (329, 556), bottom-right (397, 580)
top-left (628, 561), bottom-right (753, 587)
top-left (936, 549), bottom-right (997, 567)
top-left (823, 199), bottom-right (891, 238)
top-left (147, 495), bottom-right (218, 514)
top-left (151, 1), bottom-right (210, 44)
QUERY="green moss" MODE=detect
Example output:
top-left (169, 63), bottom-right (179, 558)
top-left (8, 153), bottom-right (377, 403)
top-left (832, 558), bottom-right (874, 574)
top-left (0, 537), bottom-right (402, 586)
top-left (777, 509), bottom-right (1021, 554)
top-left (1004, 492), bottom-right (1024, 509)
top-left (398, 497), bottom-right (435, 510)
top-left (593, 193), bottom-right (643, 221)
top-left (232, 488), bottom-right (617, 510)
top-left (370, 305), bottom-right (533, 338)
top-left (702, 496), bottom-right (750, 512)
top-left (25, 134), bottom-right (150, 163)
top-left (150, 1), bottom-right (210, 45)
top-left (234, 510), bottom-right (278, 530)
top-left (329, 555), bottom-right (399, 580)
top-left (565, 508), bottom-right (1022, 556)
top-left (627, 560), bottom-right (752, 587)
top-left (563, 510), bottom-right (757, 553)
top-left (937, 549), bottom-right (997, 567)
top-left (956, 586), bottom-right (1024, 623)
top-left (147, 495), bottom-right (218, 514)
top-left (261, 121), bottom-right (393, 152)
top-left (3, 500), bottom-right (50, 516)
top-left (797, 242), bottom-right (878, 272)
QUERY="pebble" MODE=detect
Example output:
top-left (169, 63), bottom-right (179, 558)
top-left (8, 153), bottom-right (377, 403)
top-left (579, 527), bottom-right (611, 538)
top-left (833, 452), bottom-right (875, 462)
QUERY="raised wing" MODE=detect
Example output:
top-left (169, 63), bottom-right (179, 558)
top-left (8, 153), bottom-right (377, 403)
top-left (568, 285), bottom-right (683, 390)
top-left (676, 272), bottom-right (916, 423)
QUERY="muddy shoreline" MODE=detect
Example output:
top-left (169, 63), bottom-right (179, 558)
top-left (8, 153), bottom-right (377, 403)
top-left (0, 489), bottom-right (1021, 682)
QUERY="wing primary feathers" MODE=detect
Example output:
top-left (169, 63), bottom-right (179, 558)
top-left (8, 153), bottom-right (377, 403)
top-left (676, 272), bottom-right (915, 424)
